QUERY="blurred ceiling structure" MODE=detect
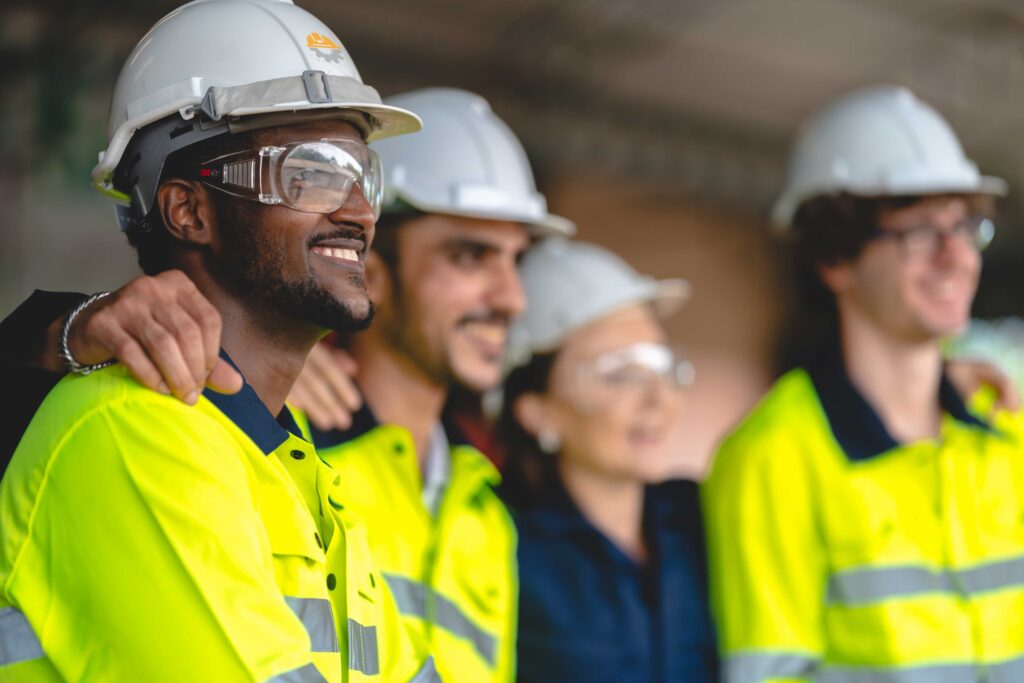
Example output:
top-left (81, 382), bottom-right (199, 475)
top-left (4, 0), bottom-right (1024, 211)
top-left (4, 0), bottom-right (1024, 260)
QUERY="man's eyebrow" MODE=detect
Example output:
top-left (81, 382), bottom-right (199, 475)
top-left (439, 237), bottom-right (504, 253)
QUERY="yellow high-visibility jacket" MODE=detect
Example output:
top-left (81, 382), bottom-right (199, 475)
top-left (0, 364), bottom-right (437, 683)
top-left (303, 405), bottom-right (518, 683)
top-left (703, 354), bottom-right (1024, 683)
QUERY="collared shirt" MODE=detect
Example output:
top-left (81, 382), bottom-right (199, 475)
top-left (512, 478), bottom-right (718, 683)
top-left (806, 344), bottom-right (991, 461)
top-left (305, 402), bottom-right (518, 683)
top-left (421, 423), bottom-right (451, 515)
top-left (703, 343), bottom-right (1024, 683)
top-left (0, 349), bottom-right (434, 682)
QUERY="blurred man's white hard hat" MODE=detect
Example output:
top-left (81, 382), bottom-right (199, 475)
top-left (773, 85), bottom-right (1006, 228)
top-left (376, 88), bottom-right (574, 236)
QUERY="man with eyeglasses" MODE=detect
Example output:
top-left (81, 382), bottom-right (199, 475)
top-left (703, 85), bottom-right (1024, 682)
top-left (0, 1), bottom-right (439, 680)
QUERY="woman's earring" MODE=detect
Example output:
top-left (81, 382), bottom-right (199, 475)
top-left (538, 430), bottom-right (562, 454)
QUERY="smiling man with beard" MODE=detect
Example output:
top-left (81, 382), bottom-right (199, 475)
top-left (703, 86), bottom-right (1024, 682)
top-left (0, 1), bottom-right (441, 681)
top-left (293, 88), bottom-right (574, 683)
top-left (0, 88), bottom-right (571, 683)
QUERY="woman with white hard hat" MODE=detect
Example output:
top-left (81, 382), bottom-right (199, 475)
top-left (496, 237), bottom-right (717, 683)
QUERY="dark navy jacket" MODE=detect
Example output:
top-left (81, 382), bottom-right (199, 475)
top-left (511, 478), bottom-right (718, 683)
top-left (0, 290), bottom-right (87, 473)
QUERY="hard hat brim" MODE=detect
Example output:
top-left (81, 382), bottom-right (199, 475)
top-left (772, 173), bottom-right (1009, 231)
top-left (383, 198), bottom-right (576, 237)
top-left (533, 213), bottom-right (576, 237)
top-left (92, 78), bottom-right (423, 199)
top-left (651, 278), bottom-right (693, 319)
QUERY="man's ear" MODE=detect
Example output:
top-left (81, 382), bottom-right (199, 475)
top-left (818, 261), bottom-right (852, 296)
top-left (364, 251), bottom-right (390, 305)
top-left (157, 180), bottom-right (215, 246)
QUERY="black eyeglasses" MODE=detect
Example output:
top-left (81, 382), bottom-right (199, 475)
top-left (869, 215), bottom-right (995, 258)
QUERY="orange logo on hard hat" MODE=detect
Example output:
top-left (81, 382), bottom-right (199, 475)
top-left (306, 32), bottom-right (340, 50)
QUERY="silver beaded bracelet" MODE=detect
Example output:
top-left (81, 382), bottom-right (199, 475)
top-left (59, 291), bottom-right (118, 375)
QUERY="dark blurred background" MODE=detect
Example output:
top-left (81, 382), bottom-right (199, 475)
top-left (4, 0), bottom-right (1024, 472)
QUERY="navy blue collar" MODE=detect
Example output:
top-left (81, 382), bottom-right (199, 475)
top-left (308, 387), bottom-right (472, 451)
top-left (519, 478), bottom-right (688, 541)
top-left (806, 345), bottom-right (991, 462)
top-left (202, 350), bottom-right (304, 455)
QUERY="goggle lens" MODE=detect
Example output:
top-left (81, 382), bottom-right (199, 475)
top-left (276, 141), bottom-right (381, 217)
top-left (200, 138), bottom-right (383, 218)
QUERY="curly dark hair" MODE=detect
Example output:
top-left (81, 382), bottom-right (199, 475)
top-left (779, 191), bottom-right (995, 370)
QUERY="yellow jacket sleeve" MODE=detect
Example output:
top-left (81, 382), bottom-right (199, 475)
top-left (4, 398), bottom-right (321, 682)
top-left (702, 422), bottom-right (827, 683)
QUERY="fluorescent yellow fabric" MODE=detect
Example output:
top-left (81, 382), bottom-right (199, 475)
top-left (702, 368), bottom-right (1024, 683)
top-left (0, 365), bottom-right (426, 683)
top-left (308, 416), bottom-right (518, 683)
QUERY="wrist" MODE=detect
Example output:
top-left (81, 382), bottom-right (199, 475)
top-left (33, 316), bottom-right (69, 373)
top-left (59, 292), bottom-right (118, 375)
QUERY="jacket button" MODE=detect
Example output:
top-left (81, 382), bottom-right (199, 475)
top-left (290, 449), bottom-right (305, 460)
top-left (314, 532), bottom-right (322, 549)
top-left (326, 573), bottom-right (337, 591)
top-left (393, 442), bottom-right (405, 455)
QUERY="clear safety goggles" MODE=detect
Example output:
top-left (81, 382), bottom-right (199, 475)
top-left (570, 342), bottom-right (695, 414)
top-left (196, 139), bottom-right (383, 218)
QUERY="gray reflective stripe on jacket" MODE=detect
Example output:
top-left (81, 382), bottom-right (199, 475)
top-left (285, 596), bottom-right (340, 653)
top-left (0, 607), bottom-right (43, 666)
top-left (818, 656), bottom-right (1024, 683)
top-left (387, 573), bottom-right (429, 619)
top-left (828, 554), bottom-right (1024, 605)
top-left (384, 572), bottom-right (497, 666)
top-left (724, 652), bottom-right (817, 683)
top-left (408, 656), bottom-right (442, 683)
top-left (348, 619), bottom-right (380, 676)
top-left (435, 593), bottom-right (496, 665)
top-left (725, 653), bottom-right (1024, 683)
top-left (266, 662), bottom-right (329, 683)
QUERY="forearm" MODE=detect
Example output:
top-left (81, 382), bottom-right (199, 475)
top-left (0, 290), bottom-right (87, 372)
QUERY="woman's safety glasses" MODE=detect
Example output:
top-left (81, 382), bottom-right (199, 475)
top-left (196, 139), bottom-right (383, 218)
top-left (571, 342), bottom-right (695, 413)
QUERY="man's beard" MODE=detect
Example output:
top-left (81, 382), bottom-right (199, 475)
top-left (382, 268), bottom-right (455, 387)
top-left (215, 201), bottom-right (375, 333)
top-left (382, 267), bottom-right (506, 393)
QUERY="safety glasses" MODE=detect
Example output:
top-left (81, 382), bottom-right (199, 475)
top-left (869, 215), bottom-right (995, 259)
top-left (570, 342), bottom-right (694, 414)
top-left (196, 139), bottom-right (383, 218)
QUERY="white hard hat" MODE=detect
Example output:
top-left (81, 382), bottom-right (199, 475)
top-left (773, 85), bottom-right (1006, 228)
top-left (505, 237), bottom-right (690, 367)
top-left (374, 88), bottom-right (574, 236)
top-left (94, 0), bottom-right (421, 221)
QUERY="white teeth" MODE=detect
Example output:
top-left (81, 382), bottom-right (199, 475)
top-left (314, 246), bottom-right (359, 262)
top-left (463, 321), bottom-right (507, 344)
